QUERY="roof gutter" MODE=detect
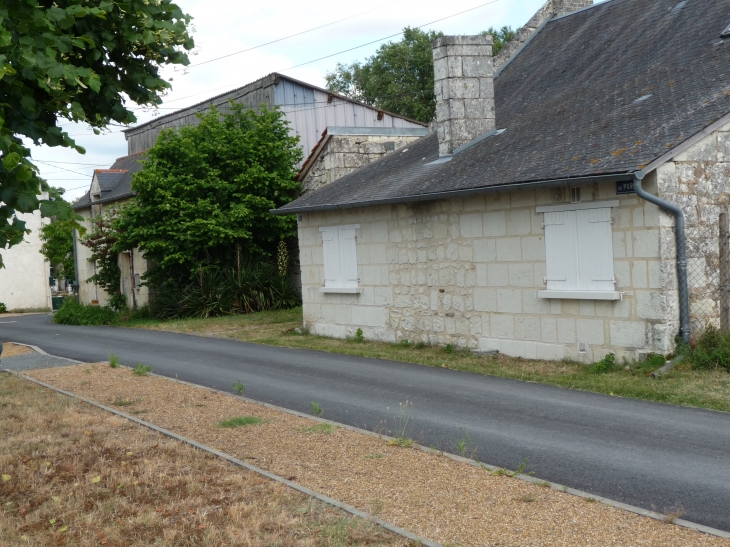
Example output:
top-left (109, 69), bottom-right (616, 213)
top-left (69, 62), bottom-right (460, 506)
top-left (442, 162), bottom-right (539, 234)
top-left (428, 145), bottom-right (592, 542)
top-left (632, 172), bottom-right (690, 344)
top-left (271, 172), bottom-right (632, 215)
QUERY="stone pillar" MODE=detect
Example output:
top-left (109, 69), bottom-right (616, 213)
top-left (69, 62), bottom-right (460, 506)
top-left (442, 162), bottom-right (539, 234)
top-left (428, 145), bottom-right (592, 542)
top-left (432, 35), bottom-right (495, 157)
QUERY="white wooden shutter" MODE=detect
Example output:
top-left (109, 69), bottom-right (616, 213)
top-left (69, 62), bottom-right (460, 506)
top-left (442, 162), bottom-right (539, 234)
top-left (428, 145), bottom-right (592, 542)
top-left (339, 228), bottom-right (359, 288)
top-left (544, 210), bottom-right (580, 291)
top-left (321, 230), bottom-right (340, 287)
top-left (576, 208), bottom-right (615, 291)
top-left (321, 226), bottom-right (359, 288)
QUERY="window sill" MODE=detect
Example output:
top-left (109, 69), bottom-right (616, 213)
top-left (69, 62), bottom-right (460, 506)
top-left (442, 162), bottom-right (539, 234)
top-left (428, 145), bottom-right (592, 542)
top-left (537, 290), bottom-right (621, 301)
top-left (319, 287), bottom-right (362, 294)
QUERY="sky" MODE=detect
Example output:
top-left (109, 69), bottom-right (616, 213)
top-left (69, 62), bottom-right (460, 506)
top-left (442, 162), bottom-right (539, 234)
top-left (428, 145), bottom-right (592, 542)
top-left (31, 0), bottom-right (546, 202)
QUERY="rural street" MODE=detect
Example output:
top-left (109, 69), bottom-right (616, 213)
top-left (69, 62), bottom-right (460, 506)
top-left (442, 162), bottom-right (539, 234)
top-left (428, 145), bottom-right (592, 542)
top-left (2, 313), bottom-right (730, 532)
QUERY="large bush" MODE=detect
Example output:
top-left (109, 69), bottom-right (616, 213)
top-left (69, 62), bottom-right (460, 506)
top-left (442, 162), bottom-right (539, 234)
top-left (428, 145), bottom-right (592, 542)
top-left (53, 300), bottom-right (117, 326)
top-left (116, 103), bottom-right (302, 288)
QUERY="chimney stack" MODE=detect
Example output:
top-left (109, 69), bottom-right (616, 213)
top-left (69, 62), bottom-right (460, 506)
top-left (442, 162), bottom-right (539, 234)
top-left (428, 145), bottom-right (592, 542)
top-left (432, 35), bottom-right (495, 157)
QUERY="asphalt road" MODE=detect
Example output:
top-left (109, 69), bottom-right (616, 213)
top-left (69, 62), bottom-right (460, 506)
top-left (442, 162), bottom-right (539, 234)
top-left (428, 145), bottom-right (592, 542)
top-left (2, 313), bottom-right (730, 531)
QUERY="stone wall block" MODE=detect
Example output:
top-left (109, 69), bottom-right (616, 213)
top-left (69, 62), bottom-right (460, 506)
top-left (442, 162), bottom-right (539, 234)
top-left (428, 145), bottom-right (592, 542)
top-left (487, 263), bottom-right (509, 286)
top-left (576, 319), bottom-right (605, 345)
top-left (491, 315), bottom-right (514, 338)
top-left (610, 321), bottom-right (647, 348)
top-left (515, 316), bottom-right (540, 341)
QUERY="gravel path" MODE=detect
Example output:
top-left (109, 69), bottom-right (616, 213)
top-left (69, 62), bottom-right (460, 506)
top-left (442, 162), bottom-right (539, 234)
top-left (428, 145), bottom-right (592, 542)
top-left (26, 362), bottom-right (730, 547)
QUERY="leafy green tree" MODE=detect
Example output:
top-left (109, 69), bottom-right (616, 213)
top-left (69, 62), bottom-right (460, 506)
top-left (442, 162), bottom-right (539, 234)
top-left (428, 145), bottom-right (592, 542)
top-left (0, 0), bottom-right (194, 266)
top-left (325, 26), bottom-right (515, 123)
top-left (39, 188), bottom-right (77, 281)
top-left (326, 27), bottom-right (442, 124)
top-left (481, 26), bottom-right (517, 56)
top-left (116, 103), bottom-right (302, 287)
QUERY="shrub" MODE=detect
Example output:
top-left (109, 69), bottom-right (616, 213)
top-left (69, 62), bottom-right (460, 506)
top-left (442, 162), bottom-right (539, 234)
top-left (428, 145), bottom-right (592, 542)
top-left (53, 300), bottom-right (117, 326)
top-left (690, 326), bottom-right (730, 371)
top-left (590, 352), bottom-right (620, 374)
top-left (133, 363), bottom-right (152, 376)
top-left (353, 328), bottom-right (364, 343)
top-left (0, 302), bottom-right (6, 313)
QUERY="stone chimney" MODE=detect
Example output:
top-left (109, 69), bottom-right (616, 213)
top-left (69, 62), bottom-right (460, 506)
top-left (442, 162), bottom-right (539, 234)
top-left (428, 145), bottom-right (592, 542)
top-left (432, 35), bottom-right (495, 157)
top-left (552, 0), bottom-right (592, 16)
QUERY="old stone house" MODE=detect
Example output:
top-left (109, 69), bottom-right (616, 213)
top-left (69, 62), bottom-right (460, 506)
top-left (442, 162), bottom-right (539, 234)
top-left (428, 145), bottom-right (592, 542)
top-left (274, 0), bottom-right (730, 363)
top-left (73, 74), bottom-right (426, 308)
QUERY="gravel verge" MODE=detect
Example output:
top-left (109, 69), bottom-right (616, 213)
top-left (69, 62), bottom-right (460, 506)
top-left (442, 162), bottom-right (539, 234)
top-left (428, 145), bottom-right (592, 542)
top-left (26, 362), bottom-right (730, 547)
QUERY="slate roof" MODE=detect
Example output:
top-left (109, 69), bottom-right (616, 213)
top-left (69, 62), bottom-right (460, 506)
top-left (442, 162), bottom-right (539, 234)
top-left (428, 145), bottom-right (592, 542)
top-left (72, 152), bottom-right (146, 210)
top-left (276, 0), bottom-right (730, 214)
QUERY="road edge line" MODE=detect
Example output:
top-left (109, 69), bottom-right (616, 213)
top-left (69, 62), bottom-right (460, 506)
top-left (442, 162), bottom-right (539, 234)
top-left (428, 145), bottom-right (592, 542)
top-left (4, 369), bottom-right (442, 547)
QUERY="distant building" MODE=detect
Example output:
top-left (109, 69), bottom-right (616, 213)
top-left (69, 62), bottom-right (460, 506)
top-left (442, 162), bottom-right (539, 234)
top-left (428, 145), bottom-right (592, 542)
top-left (0, 205), bottom-right (52, 311)
top-left (73, 73), bottom-right (426, 307)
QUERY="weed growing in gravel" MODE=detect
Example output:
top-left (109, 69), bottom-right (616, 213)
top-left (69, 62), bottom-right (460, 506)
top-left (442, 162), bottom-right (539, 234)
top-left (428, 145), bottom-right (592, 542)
top-left (371, 499), bottom-right (384, 515)
top-left (353, 328), bottom-right (364, 343)
top-left (301, 423), bottom-right (334, 435)
top-left (217, 416), bottom-right (263, 428)
top-left (662, 504), bottom-right (685, 523)
top-left (493, 457), bottom-right (533, 478)
top-left (386, 437), bottom-right (415, 448)
top-left (521, 495), bottom-right (537, 503)
top-left (133, 363), bottom-right (152, 376)
top-left (585, 497), bottom-right (597, 503)
top-left (232, 381), bottom-right (245, 395)
top-left (536, 480), bottom-right (551, 488)
top-left (365, 453), bottom-right (383, 459)
top-left (113, 397), bottom-right (135, 407)
top-left (108, 353), bottom-right (120, 368)
top-left (454, 428), bottom-right (478, 460)
top-left (310, 402), bottom-right (323, 417)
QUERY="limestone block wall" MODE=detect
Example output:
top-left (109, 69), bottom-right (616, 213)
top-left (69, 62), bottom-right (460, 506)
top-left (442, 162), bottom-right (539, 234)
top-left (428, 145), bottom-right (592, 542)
top-left (656, 119), bottom-right (730, 338)
top-left (298, 180), bottom-right (673, 363)
top-left (0, 208), bottom-right (51, 311)
top-left (300, 134), bottom-right (424, 195)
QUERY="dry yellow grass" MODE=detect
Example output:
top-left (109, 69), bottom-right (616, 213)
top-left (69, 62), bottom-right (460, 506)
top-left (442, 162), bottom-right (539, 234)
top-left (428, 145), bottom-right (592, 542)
top-left (26, 362), bottom-right (730, 547)
top-left (0, 372), bottom-right (414, 547)
top-left (0, 343), bottom-right (32, 358)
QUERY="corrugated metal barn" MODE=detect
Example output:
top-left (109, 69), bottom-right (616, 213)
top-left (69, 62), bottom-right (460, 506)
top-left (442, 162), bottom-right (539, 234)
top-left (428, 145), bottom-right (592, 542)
top-left (123, 73), bottom-right (426, 165)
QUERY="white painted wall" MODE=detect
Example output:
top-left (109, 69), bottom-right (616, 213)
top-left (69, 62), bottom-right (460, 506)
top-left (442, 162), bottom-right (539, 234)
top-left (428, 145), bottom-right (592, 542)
top-left (0, 207), bottom-right (51, 311)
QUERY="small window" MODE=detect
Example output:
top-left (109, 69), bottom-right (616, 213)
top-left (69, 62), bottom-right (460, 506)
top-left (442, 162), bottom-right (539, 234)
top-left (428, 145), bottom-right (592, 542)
top-left (319, 225), bottom-right (360, 293)
top-left (536, 201), bottom-right (620, 300)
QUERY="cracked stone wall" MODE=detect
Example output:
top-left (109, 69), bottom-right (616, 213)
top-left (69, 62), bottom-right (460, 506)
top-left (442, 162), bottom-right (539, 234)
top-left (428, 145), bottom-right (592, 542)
top-left (655, 120), bottom-right (730, 340)
top-left (298, 180), bottom-right (673, 363)
top-left (300, 135), bottom-right (424, 196)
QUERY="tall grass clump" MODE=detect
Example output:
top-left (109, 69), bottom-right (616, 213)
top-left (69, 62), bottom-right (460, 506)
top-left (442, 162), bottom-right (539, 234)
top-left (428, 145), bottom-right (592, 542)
top-left (689, 326), bottom-right (730, 371)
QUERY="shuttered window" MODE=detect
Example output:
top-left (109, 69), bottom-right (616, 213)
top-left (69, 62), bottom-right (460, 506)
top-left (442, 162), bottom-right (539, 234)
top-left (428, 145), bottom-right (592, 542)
top-left (319, 225), bottom-right (359, 292)
top-left (537, 201), bottom-right (620, 300)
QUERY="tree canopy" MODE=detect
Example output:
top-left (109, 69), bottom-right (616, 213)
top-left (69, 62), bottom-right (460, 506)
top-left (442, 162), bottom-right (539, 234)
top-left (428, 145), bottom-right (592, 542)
top-left (325, 26), bottom-right (515, 124)
top-left (39, 187), bottom-right (77, 281)
top-left (115, 104), bottom-right (302, 287)
top-left (0, 0), bottom-right (194, 265)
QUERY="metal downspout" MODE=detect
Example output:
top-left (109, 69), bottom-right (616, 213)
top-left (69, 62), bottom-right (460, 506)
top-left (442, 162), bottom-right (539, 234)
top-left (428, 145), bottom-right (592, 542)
top-left (632, 173), bottom-right (690, 344)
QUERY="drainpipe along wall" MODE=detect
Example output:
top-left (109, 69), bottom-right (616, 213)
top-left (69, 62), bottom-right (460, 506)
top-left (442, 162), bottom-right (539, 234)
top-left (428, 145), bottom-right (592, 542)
top-left (632, 172), bottom-right (690, 344)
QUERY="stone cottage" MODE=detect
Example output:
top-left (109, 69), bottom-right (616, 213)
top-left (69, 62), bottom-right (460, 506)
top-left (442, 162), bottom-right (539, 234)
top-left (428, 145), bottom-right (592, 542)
top-left (274, 0), bottom-right (730, 362)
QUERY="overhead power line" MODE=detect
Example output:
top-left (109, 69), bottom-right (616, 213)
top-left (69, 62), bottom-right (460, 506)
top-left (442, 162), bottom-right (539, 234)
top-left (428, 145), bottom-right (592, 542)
top-left (190, 0), bottom-right (406, 68)
top-left (158, 0), bottom-right (505, 108)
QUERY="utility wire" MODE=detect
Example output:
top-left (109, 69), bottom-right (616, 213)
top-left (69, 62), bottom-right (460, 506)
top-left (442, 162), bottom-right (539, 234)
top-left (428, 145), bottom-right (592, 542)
top-left (34, 160), bottom-right (95, 177)
top-left (157, 0), bottom-right (505, 108)
top-left (189, 0), bottom-right (406, 68)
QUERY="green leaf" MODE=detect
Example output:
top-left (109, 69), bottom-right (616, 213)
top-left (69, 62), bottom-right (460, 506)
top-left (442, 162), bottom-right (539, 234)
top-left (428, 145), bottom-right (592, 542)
top-left (2, 152), bottom-right (21, 170)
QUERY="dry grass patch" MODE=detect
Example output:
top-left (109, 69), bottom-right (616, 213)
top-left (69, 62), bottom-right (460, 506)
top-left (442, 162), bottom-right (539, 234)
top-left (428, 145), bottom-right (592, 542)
top-left (0, 343), bottom-right (33, 358)
top-left (0, 372), bottom-right (414, 547)
top-left (123, 308), bottom-right (730, 413)
top-left (25, 363), bottom-right (730, 547)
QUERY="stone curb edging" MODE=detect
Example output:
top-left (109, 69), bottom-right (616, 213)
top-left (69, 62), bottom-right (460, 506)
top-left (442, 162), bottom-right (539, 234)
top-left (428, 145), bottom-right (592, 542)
top-left (3, 369), bottom-right (441, 547)
top-left (4, 347), bottom-right (730, 540)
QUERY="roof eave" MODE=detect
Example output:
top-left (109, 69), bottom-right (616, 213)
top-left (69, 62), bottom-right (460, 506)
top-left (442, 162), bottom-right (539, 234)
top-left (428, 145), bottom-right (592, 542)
top-left (271, 172), bottom-right (633, 216)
